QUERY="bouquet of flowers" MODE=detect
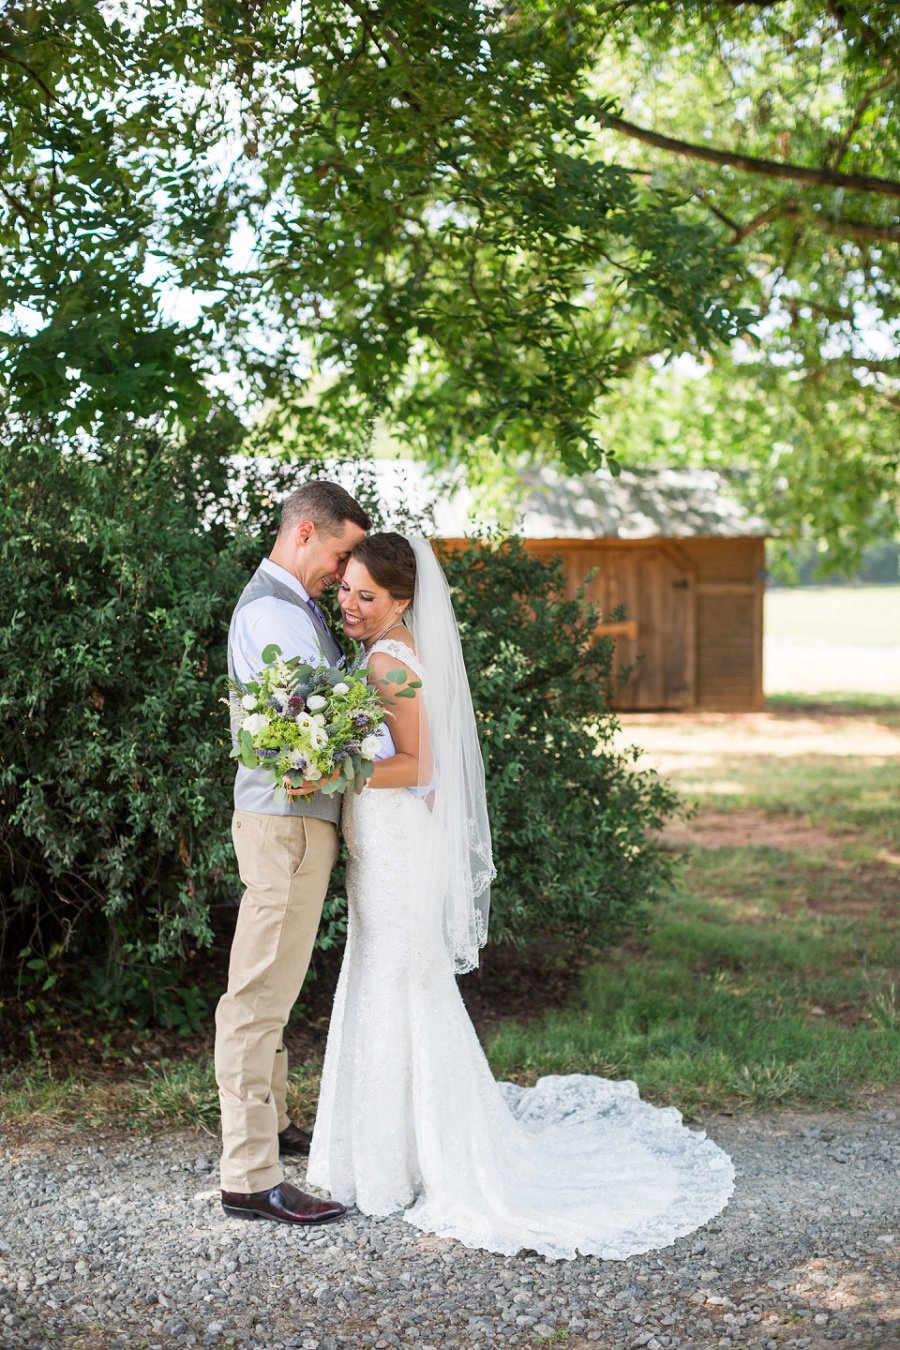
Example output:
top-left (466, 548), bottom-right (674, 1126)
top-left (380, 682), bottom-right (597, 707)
top-left (227, 643), bottom-right (415, 802)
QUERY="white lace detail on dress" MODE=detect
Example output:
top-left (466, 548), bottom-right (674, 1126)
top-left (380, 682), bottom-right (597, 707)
top-left (366, 637), bottom-right (427, 684)
top-left (307, 782), bottom-right (735, 1260)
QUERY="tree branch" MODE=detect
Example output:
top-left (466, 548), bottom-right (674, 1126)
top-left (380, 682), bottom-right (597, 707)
top-left (0, 49), bottom-right (56, 103)
top-left (698, 194), bottom-right (900, 245)
top-left (604, 114), bottom-right (900, 198)
top-left (0, 182), bottom-right (39, 230)
top-left (828, 74), bottom-right (897, 171)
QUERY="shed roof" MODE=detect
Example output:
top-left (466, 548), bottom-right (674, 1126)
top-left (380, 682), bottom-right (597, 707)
top-left (363, 461), bottom-right (768, 540)
top-left (510, 465), bottom-right (768, 540)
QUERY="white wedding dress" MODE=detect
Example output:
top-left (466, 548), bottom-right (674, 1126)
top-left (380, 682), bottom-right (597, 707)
top-left (308, 640), bottom-right (734, 1260)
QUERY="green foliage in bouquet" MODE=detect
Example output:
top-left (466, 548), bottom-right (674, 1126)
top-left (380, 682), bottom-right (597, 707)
top-left (441, 539), bottom-right (679, 949)
top-left (228, 645), bottom-right (397, 801)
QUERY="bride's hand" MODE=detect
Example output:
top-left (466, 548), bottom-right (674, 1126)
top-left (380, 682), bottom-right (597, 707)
top-left (283, 769), bottom-right (342, 798)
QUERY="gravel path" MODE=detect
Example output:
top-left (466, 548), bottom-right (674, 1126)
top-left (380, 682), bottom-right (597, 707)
top-left (1, 1107), bottom-right (897, 1350)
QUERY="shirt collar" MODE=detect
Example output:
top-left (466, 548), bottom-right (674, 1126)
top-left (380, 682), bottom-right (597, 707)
top-left (261, 557), bottom-right (311, 604)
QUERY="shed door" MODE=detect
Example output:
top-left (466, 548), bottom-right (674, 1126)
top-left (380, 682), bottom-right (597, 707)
top-left (585, 546), bottom-right (696, 710)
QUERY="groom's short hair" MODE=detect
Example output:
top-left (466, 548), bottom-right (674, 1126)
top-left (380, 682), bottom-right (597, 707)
top-left (280, 481), bottom-right (371, 538)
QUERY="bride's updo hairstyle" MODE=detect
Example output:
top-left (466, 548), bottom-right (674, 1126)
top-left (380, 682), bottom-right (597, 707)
top-left (350, 532), bottom-right (417, 606)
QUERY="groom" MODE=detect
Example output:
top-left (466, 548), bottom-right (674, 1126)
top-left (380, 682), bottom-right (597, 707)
top-left (215, 479), bottom-right (370, 1225)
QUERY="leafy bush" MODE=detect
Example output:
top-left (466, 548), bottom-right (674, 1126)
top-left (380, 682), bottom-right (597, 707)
top-left (441, 540), bottom-right (679, 948)
top-left (1, 426), bottom-right (678, 1022)
top-left (0, 422), bottom-right (290, 1018)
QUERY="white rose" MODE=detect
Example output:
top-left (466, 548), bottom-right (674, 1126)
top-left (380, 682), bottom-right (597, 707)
top-left (332, 682), bottom-right (349, 696)
top-left (304, 765), bottom-right (322, 781)
top-left (240, 712), bottom-right (268, 736)
top-left (240, 693), bottom-right (258, 711)
top-left (306, 694), bottom-right (327, 712)
top-left (360, 735), bottom-right (380, 758)
top-left (313, 713), bottom-right (327, 727)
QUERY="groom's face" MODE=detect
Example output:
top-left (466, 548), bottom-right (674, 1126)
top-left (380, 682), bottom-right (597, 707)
top-left (296, 519), bottom-right (368, 597)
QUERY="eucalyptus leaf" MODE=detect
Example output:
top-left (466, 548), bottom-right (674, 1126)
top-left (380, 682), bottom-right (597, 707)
top-left (238, 729), bottom-right (258, 769)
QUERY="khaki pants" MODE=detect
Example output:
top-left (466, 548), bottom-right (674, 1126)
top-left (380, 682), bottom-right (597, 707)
top-left (215, 810), bottom-right (339, 1193)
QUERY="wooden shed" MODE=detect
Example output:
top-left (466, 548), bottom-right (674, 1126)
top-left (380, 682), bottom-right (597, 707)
top-left (429, 466), bottom-right (768, 712)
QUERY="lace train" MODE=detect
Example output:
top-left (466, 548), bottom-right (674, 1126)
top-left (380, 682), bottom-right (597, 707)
top-left (307, 780), bottom-right (734, 1260)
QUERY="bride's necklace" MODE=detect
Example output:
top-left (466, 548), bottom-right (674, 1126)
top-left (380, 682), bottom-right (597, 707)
top-left (363, 619), bottom-right (407, 652)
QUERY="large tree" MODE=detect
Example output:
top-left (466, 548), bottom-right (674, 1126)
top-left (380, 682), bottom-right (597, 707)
top-left (0, 0), bottom-right (745, 469)
top-left (589, 1), bottom-right (899, 568)
top-left (2, 3), bottom-right (896, 562)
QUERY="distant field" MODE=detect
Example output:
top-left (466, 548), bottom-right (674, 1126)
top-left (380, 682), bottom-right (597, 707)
top-left (765, 584), bottom-right (900, 695)
top-left (766, 584), bottom-right (900, 644)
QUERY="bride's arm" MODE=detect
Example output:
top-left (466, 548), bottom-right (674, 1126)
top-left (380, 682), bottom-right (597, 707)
top-left (365, 650), bottom-right (421, 790)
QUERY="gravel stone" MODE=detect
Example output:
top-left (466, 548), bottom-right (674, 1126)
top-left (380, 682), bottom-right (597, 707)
top-left (0, 1107), bottom-right (898, 1349)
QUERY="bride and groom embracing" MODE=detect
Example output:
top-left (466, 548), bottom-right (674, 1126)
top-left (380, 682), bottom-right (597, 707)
top-left (214, 479), bottom-right (734, 1261)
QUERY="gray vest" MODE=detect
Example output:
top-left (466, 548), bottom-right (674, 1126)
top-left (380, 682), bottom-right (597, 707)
top-left (227, 564), bottom-right (343, 823)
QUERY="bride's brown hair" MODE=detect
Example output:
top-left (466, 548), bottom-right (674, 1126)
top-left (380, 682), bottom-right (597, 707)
top-left (350, 532), bottom-right (417, 602)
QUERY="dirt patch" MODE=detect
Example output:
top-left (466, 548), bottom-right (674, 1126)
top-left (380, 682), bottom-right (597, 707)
top-left (616, 708), bottom-right (900, 768)
top-left (659, 808), bottom-right (898, 919)
top-left (661, 808), bottom-right (853, 853)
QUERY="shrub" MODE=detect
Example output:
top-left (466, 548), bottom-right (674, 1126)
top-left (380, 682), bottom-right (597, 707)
top-left (441, 539), bottom-right (679, 949)
top-left (0, 422), bottom-right (289, 1018)
top-left (1, 426), bottom-right (678, 1022)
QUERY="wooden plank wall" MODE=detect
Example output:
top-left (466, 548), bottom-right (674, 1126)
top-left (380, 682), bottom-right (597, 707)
top-left (681, 538), bottom-right (766, 710)
top-left (441, 535), bottom-right (765, 711)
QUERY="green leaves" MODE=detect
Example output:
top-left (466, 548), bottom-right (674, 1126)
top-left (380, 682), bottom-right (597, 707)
top-left (237, 728), bottom-right (257, 770)
top-left (0, 0), bottom-right (750, 470)
top-left (585, 0), bottom-right (899, 566)
top-left (382, 669), bottom-right (422, 700)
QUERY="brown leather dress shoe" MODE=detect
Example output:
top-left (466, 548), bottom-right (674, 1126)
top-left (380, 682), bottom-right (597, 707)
top-left (221, 1181), bottom-right (345, 1225)
top-left (278, 1121), bottom-right (312, 1156)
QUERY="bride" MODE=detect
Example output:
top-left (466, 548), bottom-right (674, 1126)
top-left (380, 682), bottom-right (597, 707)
top-left (307, 532), bottom-right (734, 1261)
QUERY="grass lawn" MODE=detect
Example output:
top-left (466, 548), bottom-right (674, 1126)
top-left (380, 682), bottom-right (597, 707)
top-left (2, 703), bottom-right (898, 1136)
top-left (764, 585), bottom-right (900, 696)
top-left (488, 703), bottom-right (900, 1117)
top-left (765, 584), bottom-right (900, 645)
